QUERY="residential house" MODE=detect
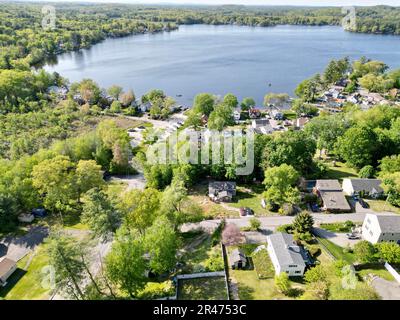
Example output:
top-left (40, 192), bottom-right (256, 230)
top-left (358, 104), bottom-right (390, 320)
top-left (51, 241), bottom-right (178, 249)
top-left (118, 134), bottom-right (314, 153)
top-left (362, 213), bottom-right (400, 244)
top-left (270, 110), bottom-right (284, 120)
top-left (139, 101), bottom-right (152, 113)
top-left (208, 181), bottom-right (236, 202)
top-left (233, 110), bottom-right (241, 121)
top-left (0, 258), bottom-right (17, 287)
top-left (342, 179), bottom-right (384, 198)
top-left (267, 233), bottom-right (308, 276)
top-left (293, 117), bottom-right (310, 129)
top-left (248, 108), bottom-right (261, 119)
top-left (314, 180), bottom-right (351, 213)
top-left (229, 248), bottom-right (247, 269)
top-left (251, 119), bottom-right (269, 128)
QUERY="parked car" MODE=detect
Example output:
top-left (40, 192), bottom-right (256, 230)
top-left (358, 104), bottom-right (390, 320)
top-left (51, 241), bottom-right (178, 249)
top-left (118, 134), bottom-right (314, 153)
top-left (358, 198), bottom-right (369, 209)
top-left (346, 233), bottom-right (361, 240)
top-left (239, 207), bottom-right (254, 216)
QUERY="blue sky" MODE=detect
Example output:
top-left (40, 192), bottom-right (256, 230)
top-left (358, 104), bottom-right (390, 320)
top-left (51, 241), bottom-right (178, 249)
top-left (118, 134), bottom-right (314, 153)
top-left (22, 0), bottom-right (400, 6)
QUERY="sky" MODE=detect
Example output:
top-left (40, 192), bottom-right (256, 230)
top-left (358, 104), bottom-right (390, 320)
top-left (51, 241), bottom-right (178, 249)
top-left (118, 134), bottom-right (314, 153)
top-left (17, 0), bottom-right (400, 7)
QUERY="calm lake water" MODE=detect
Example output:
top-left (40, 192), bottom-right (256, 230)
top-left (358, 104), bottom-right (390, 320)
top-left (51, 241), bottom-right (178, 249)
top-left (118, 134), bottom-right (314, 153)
top-left (44, 24), bottom-right (400, 105)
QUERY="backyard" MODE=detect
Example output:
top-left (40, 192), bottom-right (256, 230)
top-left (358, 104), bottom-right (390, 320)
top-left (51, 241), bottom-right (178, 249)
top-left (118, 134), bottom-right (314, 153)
top-left (0, 244), bottom-right (51, 300)
top-left (177, 277), bottom-right (228, 300)
top-left (366, 199), bottom-right (400, 215)
top-left (228, 244), bottom-right (304, 300)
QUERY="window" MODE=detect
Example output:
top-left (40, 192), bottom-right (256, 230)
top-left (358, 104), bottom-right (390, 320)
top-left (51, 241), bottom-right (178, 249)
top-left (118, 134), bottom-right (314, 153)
top-left (367, 218), bottom-right (371, 224)
top-left (369, 230), bottom-right (373, 236)
top-left (295, 271), bottom-right (301, 274)
top-left (288, 265), bottom-right (297, 268)
top-left (365, 224), bottom-right (369, 230)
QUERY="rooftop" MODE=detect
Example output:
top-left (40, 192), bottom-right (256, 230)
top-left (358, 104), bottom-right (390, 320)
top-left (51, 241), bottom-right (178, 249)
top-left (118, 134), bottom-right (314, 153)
top-left (319, 190), bottom-right (351, 211)
top-left (316, 179), bottom-right (342, 191)
top-left (0, 257), bottom-right (16, 278)
top-left (345, 179), bottom-right (383, 194)
top-left (374, 214), bottom-right (400, 233)
top-left (267, 233), bottom-right (307, 267)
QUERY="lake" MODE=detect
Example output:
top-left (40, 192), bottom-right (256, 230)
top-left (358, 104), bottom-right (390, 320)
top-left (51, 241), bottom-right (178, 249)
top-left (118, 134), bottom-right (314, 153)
top-left (44, 24), bottom-right (400, 106)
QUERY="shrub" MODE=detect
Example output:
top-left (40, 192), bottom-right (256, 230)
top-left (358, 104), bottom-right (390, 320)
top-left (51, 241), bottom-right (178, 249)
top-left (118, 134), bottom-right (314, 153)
top-left (274, 272), bottom-right (291, 295)
top-left (276, 224), bottom-right (294, 234)
top-left (354, 240), bottom-right (378, 264)
top-left (137, 281), bottom-right (175, 299)
top-left (358, 165), bottom-right (375, 178)
top-left (249, 217), bottom-right (261, 231)
top-left (204, 248), bottom-right (224, 272)
top-left (307, 245), bottom-right (321, 258)
top-left (304, 265), bottom-right (328, 284)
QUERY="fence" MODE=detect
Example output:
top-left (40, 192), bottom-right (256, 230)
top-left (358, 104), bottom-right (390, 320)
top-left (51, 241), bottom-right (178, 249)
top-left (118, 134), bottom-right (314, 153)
top-left (384, 262), bottom-right (400, 284)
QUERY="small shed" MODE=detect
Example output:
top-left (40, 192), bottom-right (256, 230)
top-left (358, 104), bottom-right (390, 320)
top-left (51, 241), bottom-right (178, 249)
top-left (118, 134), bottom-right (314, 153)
top-left (0, 258), bottom-right (17, 287)
top-left (229, 248), bottom-right (247, 269)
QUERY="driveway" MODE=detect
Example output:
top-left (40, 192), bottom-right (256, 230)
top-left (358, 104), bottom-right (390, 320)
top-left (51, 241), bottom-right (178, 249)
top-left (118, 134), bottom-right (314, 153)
top-left (0, 225), bottom-right (49, 262)
top-left (312, 227), bottom-right (361, 248)
top-left (371, 276), bottom-right (400, 300)
top-left (108, 173), bottom-right (146, 191)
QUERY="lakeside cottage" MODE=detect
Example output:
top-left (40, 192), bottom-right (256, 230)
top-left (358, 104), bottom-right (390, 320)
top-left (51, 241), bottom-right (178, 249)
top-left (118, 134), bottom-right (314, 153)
top-left (314, 180), bottom-right (351, 213)
top-left (267, 233), bottom-right (308, 276)
top-left (362, 214), bottom-right (400, 244)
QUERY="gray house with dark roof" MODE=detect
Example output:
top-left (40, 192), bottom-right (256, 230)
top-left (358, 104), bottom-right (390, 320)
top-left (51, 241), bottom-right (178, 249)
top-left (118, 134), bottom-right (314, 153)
top-left (208, 181), bottom-right (236, 202)
top-left (229, 248), bottom-right (247, 269)
top-left (362, 214), bottom-right (400, 244)
top-left (342, 179), bottom-right (384, 198)
top-left (266, 233), bottom-right (308, 276)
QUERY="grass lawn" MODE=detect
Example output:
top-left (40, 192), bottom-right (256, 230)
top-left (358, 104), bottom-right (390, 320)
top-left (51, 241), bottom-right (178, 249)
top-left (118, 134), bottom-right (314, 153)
top-left (179, 232), bottom-right (223, 273)
top-left (228, 244), bottom-right (304, 300)
top-left (316, 236), bottom-right (356, 264)
top-left (283, 110), bottom-right (297, 120)
top-left (178, 277), bottom-right (228, 300)
top-left (319, 222), bottom-right (360, 233)
top-left (367, 199), bottom-right (400, 215)
top-left (229, 185), bottom-right (274, 216)
top-left (0, 244), bottom-right (51, 300)
top-left (358, 268), bottom-right (395, 281)
top-left (252, 248), bottom-right (275, 279)
top-left (322, 161), bottom-right (358, 181)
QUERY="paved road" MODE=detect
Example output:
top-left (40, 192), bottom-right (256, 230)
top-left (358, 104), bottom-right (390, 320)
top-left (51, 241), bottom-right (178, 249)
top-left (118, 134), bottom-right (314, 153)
top-left (371, 276), bottom-right (400, 300)
top-left (0, 225), bottom-right (49, 262)
top-left (181, 212), bottom-right (397, 233)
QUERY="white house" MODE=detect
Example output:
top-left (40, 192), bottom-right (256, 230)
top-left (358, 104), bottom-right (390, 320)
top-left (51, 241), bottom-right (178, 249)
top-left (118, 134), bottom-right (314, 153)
top-left (233, 110), bottom-right (241, 121)
top-left (342, 179), bottom-right (384, 198)
top-left (267, 233), bottom-right (307, 276)
top-left (0, 258), bottom-right (17, 287)
top-left (362, 213), bottom-right (400, 244)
